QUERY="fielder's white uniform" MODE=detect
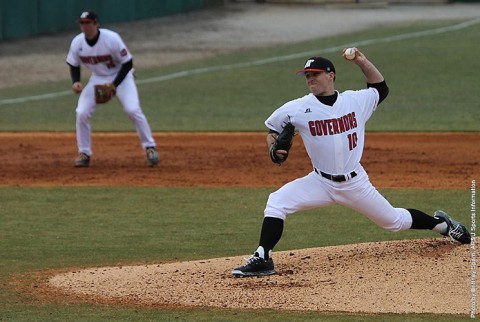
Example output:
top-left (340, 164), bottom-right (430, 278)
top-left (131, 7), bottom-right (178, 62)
top-left (66, 28), bottom-right (156, 156)
top-left (264, 88), bottom-right (413, 231)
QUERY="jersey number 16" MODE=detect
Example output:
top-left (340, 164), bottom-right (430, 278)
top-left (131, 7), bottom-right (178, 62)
top-left (348, 132), bottom-right (358, 151)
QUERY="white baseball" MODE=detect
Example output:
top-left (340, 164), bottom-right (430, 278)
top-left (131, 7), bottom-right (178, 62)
top-left (345, 48), bottom-right (356, 60)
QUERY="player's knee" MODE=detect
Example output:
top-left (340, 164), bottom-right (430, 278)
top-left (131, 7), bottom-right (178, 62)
top-left (76, 109), bottom-right (91, 122)
top-left (124, 108), bottom-right (135, 117)
top-left (382, 208), bottom-right (412, 232)
top-left (264, 209), bottom-right (286, 221)
top-left (123, 103), bottom-right (141, 115)
top-left (125, 109), bottom-right (144, 122)
top-left (383, 222), bottom-right (403, 232)
top-left (264, 194), bottom-right (288, 220)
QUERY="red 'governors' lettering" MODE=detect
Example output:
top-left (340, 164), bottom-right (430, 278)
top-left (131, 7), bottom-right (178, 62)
top-left (79, 55), bottom-right (115, 68)
top-left (308, 112), bottom-right (357, 136)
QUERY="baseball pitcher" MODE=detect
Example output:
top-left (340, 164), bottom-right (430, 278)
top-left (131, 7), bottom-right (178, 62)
top-left (232, 49), bottom-right (471, 277)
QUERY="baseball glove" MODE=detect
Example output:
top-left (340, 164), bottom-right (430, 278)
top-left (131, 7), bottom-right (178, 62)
top-left (94, 83), bottom-right (116, 104)
top-left (270, 122), bottom-right (295, 165)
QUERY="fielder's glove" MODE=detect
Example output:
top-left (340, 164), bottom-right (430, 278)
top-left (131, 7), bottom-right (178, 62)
top-left (94, 83), bottom-right (116, 104)
top-left (270, 122), bottom-right (295, 165)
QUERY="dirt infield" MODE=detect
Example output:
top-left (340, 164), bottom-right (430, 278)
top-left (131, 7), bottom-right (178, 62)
top-left (1, 132), bottom-right (478, 188)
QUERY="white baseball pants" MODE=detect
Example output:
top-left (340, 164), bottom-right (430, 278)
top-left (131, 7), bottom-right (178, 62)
top-left (75, 72), bottom-right (156, 156)
top-left (264, 166), bottom-right (412, 232)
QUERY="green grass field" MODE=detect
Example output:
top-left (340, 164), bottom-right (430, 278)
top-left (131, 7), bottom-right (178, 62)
top-left (0, 18), bottom-right (478, 321)
top-left (0, 20), bottom-right (479, 131)
top-left (0, 188), bottom-right (474, 321)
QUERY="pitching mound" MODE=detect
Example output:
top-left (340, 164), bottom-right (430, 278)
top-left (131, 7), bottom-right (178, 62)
top-left (48, 238), bottom-right (475, 315)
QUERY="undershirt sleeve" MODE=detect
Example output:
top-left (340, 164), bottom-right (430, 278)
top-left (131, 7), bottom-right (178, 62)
top-left (112, 59), bottom-right (133, 88)
top-left (68, 63), bottom-right (81, 84)
top-left (367, 80), bottom-right (389, 105)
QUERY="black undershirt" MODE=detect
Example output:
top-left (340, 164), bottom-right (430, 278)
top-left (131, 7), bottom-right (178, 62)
top-left (86, 29), bottom-right (100, 47)
top-left (315, 80), bottom-right (389, 106)
top-left (316, 92), bottom-right (338, 106)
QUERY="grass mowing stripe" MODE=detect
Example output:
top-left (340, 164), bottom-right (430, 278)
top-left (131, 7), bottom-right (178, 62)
top-left (1, 18), bottom-right (478, 106)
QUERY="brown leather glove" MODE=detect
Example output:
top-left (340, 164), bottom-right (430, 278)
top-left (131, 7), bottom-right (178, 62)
top-left (94, 83), bottom-right (116, 104)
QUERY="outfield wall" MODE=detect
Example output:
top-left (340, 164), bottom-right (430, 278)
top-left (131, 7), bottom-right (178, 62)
top-left (258, 0), bottom-right (479, 5)
top-left (0, 0), bottom-right (224, 40)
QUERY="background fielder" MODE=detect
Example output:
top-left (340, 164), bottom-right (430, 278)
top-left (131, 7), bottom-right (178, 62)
top-left (66, 11), bottom-right (159, 167)
top-left (232, 48), bottom-right (471, 277)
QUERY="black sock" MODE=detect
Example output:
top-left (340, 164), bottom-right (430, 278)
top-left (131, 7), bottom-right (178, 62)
top-left (258, 216), bottom-right (284, 259)
top-left (408, 208), bottom-right (444, 230)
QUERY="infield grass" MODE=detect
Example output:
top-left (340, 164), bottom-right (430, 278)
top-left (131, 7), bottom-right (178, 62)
top-left (0, 187), bottom-right (474, 321)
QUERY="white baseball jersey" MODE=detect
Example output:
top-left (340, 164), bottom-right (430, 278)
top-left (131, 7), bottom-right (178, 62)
top-left (66, 28), bottom-right (132, 76)
top-left (265, 88), bottom-right (378, 175)
top-left (264, 88), bottom-right (412, 232)
top-left (67, 28), bottom-right (156, 156)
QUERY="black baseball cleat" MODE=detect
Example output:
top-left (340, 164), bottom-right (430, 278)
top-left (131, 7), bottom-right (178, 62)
top-left (74, 153), bottom-right (90, 167)
top-left (232, 252), bottom-right (276, 277)
top-left (146, 147), bottom-right (159, 166)
top-left (434, 210), bottom-right (471, 244)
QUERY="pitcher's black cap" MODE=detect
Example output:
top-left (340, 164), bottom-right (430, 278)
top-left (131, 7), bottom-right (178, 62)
top-left (296, 57), bottom-right (335, 75)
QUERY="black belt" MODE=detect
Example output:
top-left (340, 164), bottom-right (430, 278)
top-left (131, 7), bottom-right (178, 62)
top-left (315, 168), bottom-right (357, 182)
